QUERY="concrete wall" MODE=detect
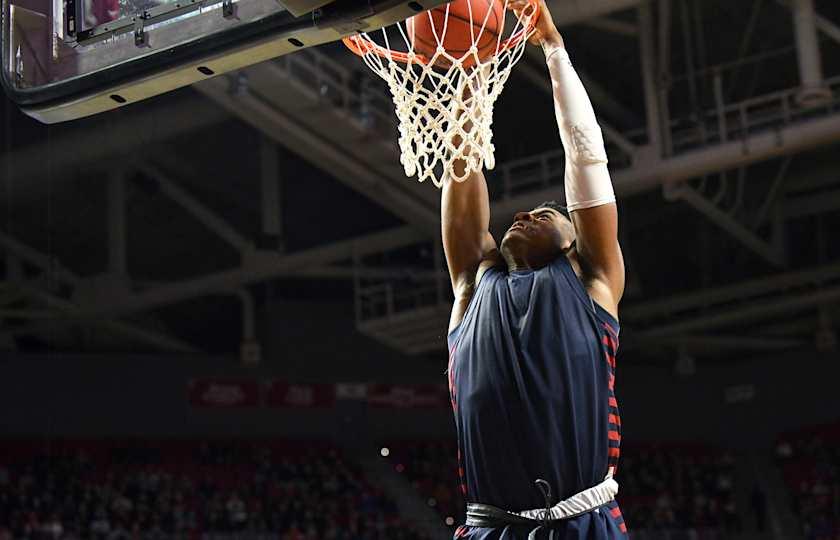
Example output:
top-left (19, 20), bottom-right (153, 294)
top-left (617, 350), bottom-right (840, 448)
top-left (2, 313), bottom-right (838, 448)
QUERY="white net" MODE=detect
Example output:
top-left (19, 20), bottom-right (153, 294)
top-left (345, 1), bottom-right (538, 188)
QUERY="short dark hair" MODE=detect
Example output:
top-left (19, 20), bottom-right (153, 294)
top-left (533, 200), bottom-right (569, 218)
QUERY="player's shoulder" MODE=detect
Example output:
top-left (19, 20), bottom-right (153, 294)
top-left (476, 249), bottom-right (504, 284)
top-left (448, 250), bottom-right (505, 335)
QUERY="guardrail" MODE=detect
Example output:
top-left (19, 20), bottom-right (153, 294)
top-left (669, 73), bottom-right (840, 155)
top-left (272, 48), bottom-right (397, 138)
top-left (488, 75), bottom-right (840, 201)
top-left (274, 48), bottom-right (840, 324)
top-left (355, 281), bottom-right (443, 323)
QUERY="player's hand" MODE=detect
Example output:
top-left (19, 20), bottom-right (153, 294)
top-left (507, 0), bottom-right (563, 49)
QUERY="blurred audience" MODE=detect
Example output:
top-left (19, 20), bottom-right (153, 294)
top-left (778, 422), bottom-right (840, 540)
top-left (0, 441), bottom-right (428, 539)
top-left (619, 445), bottom-right (740, 537)
top-left (388, 441), bottom-right (465, 529)
top-left (388, 440), bottom-right (740, 538)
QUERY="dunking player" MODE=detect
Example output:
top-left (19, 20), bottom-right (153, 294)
top-left (443, 1), bottom-right (627, 538)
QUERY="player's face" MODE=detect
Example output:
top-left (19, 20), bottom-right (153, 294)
top-left (500, 207), bottom-right (575, 265)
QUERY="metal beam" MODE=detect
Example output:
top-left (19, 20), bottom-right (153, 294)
top-left (0, 95), bottom-right (229, 205)
top-left (640, 284), bottom-right (840, 338)
top-left (815, 13), bottom-right (840, 45)
top-left (236, 289), bottom-right (256, 343)
top-left (136, 163), bottom-right (254, 254)
top-left (194, 75), bottom-right (440, 233)
top-left (623, 261), bottom-right (840, 321)
top-left (84, 226), bottom-right (425, 317)
top-left (0, 230), bottom-right (80, 286)
top-left (45, 103), bottom-right (840, 317)
top-left (784, 187), bottom-right (840, 219)
top-left (7, 283), bottom-right (198, 352)
top-left (516, 55), bottom-right (639, 156)
top-left (581, 17), bottom-right (638, 37)
top-left (520, 44), bottom-right (642, 128)
top-left (665, 182), bottom-right (787, 267)
top-left (752, 157), bottom-right (793, 229)
top-left (639, 0), bottom-right (663, 154)
top-left (549, 0), bottom-right (641, 27)
top-left (260, 135), bottom-right (283, 249)
top-left (492, 109), bottom-right (840, 221)
top-left (776, 0), bottom-right (840, 46)
top-left (791, 0), bottom-right (831, 104)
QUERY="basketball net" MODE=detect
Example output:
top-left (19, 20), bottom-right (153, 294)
top-left (344, 1), bottom-right (539, 188)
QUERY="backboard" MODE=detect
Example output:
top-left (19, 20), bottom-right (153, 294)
top-left (1, 0), bottom-right (452, 123)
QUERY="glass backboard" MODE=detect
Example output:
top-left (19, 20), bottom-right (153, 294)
top-left (2, 0), bottom-right (450, 123)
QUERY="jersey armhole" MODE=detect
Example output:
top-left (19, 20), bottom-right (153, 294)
top-left (593, 301), bottom-right (620, 337)
top-left (554, 254), bottom-right (621, 336)
top-left (447, 265), bottom-right (499, 349)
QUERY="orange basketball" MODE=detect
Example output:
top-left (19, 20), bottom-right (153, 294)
top-left (406, 0), bottom-right (504, 68)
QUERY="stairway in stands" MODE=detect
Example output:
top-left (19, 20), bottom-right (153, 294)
top-left (351, 447), bottom-right (452, 540)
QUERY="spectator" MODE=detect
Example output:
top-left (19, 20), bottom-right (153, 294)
top-left (0, 441), bottom-right (430, 539)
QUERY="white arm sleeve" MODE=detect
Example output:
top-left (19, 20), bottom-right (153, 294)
top-left (545, 46), bottom-right (616, 212)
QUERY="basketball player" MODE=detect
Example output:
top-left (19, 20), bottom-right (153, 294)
top-left (443, 0), bottom-right (627, 537)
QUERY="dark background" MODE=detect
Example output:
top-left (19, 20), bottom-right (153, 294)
top-left (2, 1), bottom-right (840, 539)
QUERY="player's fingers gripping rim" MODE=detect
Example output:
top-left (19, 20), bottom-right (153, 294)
top-left (506, 0), bottom-right (538, 19)
top-left (506, 0), bottom-right (543, 45)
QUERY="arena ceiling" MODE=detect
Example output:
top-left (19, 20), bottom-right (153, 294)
top-left (2, 0), bottom-right (840, 364)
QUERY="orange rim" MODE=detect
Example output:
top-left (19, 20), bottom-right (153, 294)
top-left (341, 0), bottom-right (541, 67)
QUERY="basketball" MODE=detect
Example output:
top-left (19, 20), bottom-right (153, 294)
top-left (406, 0), bottom-right (505, 68)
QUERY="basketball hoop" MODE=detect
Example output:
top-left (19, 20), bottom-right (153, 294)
top-left (343, 0), bottom-right (540, 188)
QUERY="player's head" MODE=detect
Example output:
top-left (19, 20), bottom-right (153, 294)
top-left (500, 200), bottom-right (576, 269)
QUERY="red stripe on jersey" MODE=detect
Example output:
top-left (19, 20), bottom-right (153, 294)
top-left (608, 430), bottom-right (621, 441)
top-left (608, 447), bottom-right (621, 457)
top-left (608, 373), bottom-right (615, 390)
top-left (609, 414), bottom-right (621, 426)
top-left (620, 523), bottom-right (627, 533)
top-left (448, 350), bottom-right (458, 409)
top-left (603, 322), bottom-right (619, 340)
top-left (610, 507), bottom-right (622, 518)
top-left (605, 352), bottom-right (616, 368)
top-left (609, 396), bottom-right (618, 407)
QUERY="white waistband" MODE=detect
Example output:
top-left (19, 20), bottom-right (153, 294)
top-left (513, 476), bottom-right (619, 521)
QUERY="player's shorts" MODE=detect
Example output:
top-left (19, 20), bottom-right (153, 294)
top-left (454, 500), bottom-right (628, 539)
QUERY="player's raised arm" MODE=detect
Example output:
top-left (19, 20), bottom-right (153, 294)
top-left (441, 107), bottom-right (498, 331)
top-left (512, 0), bottom-right (625, 314)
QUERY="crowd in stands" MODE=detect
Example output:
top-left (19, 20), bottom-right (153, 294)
top-left (619, 445), bottom-right (740, 538)
top-left (387, 442), bottom-right (465, 529)
top-left (11, 431), bottom-right (839, 539)
top-left (0, 440), bottom-right (429, 540)
top-left (388, 440), bottom-right (741, 538)
top-left (778, 421), bottom-right (840, 540)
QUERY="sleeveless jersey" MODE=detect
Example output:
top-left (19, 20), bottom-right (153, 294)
top-left (446, 254), bottom-right (627, 539)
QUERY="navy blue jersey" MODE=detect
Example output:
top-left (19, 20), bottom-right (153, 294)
top-left (447, 254), bottom-right (627, 539)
